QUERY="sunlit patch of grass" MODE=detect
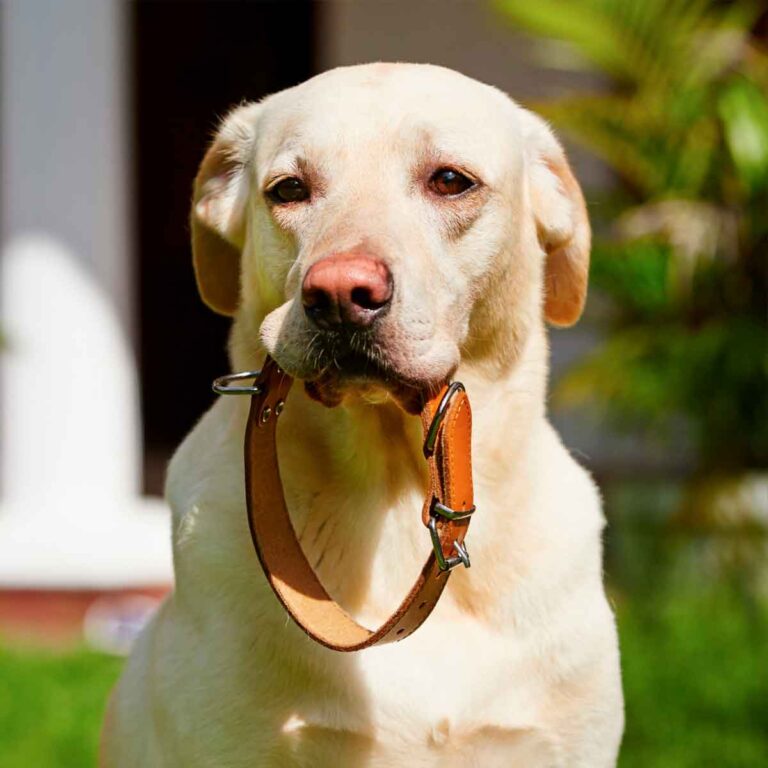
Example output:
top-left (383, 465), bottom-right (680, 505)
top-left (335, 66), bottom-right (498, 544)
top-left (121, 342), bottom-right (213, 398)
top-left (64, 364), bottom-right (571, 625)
top-left (617, 587), bottom-right (768, 767)
top-left (0, 644), bottom-right (122, 768)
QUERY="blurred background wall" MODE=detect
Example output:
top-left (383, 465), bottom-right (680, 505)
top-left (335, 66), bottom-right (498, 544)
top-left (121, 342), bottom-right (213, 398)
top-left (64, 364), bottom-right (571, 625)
top-left (132, 0), bottom-right (317, 491)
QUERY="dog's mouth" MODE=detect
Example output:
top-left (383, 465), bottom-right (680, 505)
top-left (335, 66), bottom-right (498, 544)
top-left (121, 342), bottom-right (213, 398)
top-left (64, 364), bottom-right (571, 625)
top-left (302, 348), bottom-right (428, 414)
top-left (279, 331), bottom-right (432, 414)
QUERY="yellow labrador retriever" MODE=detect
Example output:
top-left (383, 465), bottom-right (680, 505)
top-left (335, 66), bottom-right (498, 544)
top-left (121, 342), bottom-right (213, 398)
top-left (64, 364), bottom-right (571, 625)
top-left (102, 63), bottom-right (624, 767)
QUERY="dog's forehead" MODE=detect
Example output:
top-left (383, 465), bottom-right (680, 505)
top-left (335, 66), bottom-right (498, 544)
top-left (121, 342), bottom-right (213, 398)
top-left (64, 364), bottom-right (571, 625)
top-left (257, 64), bottom-right (522, 173)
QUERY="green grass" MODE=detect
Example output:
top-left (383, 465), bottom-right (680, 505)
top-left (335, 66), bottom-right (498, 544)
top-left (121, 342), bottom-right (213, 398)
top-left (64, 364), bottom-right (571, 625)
top-left (1, 585), bottom-right (765, 766)
top-left (618, 588), bottom-right (768, 767)
top-left (0, 644), bottom-right (122, 768)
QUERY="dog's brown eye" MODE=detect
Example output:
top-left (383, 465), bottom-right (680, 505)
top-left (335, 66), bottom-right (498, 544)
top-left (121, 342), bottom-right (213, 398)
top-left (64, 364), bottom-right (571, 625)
top-left (268, 177), bottom-right (309, 204)
top-left (429, 168), bottom-right (475, 197)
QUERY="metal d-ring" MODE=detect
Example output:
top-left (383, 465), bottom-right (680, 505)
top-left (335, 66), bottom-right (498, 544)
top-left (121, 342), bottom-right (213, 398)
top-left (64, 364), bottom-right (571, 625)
top-left (212, 370), bottom-right (263, 396)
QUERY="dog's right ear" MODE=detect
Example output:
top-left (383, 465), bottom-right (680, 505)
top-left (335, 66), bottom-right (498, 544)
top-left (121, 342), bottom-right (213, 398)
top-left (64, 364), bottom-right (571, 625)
top-left (190, 103), bottom-right (261, 316)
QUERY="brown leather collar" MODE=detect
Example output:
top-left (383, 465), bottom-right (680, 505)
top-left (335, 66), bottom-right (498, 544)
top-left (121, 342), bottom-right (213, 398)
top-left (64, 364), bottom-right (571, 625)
top-left (217, 356), bottom-right (474, 652)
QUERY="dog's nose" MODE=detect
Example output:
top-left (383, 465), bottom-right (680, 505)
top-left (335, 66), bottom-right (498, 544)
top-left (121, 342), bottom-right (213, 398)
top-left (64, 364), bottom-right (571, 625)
top-left (302, 253), bottom-right (393, 328)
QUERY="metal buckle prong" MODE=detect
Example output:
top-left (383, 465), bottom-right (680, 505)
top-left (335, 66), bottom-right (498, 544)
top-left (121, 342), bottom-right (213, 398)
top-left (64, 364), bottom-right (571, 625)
top-left (428, 516), bottom-right (471, 571)
top-left (423, 381), bottom-right (465, 458)
top-left (212, 371), bottom-right (263, 396)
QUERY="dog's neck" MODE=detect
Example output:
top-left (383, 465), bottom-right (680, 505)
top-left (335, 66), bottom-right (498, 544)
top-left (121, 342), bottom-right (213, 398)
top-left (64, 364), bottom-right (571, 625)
top-left (228, 317), bottom-right (549, 624)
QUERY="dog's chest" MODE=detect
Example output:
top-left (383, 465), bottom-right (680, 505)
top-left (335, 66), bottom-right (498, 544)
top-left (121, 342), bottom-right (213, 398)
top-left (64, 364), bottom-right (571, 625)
top-left (257, 612), bottom-right (559, 760)
top-left (164, 404), bottom-right (591, 765)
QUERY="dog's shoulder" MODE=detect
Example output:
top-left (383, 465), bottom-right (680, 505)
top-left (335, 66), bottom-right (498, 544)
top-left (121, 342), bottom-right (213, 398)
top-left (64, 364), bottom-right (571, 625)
top-left (165, 397), bottom-right (247, 515)
top-left (535, 419), bottom-right (604, 530)
top-left (502, 420), bottom-right (608, 616)
top-left (164, 398), bottom-right (256, 579)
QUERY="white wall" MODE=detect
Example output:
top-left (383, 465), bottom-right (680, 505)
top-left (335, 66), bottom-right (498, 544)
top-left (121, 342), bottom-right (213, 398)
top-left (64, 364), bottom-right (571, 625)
top-left (0, 0), bottom-right (172, 588)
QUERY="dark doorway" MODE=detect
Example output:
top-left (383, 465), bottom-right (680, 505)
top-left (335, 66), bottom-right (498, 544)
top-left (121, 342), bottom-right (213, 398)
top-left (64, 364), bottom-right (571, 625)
top-left (131, 1), bottom-right (317, 493)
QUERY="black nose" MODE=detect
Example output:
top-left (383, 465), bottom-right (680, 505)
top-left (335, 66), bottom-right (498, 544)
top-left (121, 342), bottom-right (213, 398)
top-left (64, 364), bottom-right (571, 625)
top-left (302, 252), bottom-right (393, 328)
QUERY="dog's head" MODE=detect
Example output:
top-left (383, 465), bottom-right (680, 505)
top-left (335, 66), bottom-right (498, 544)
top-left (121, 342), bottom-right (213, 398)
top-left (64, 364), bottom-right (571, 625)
top-left (191, 64), bottom-right (589, 410)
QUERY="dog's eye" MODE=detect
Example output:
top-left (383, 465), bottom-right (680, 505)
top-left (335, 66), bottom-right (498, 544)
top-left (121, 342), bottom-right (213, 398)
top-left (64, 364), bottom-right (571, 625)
top-left (429, 168), bottom-right (475, 197)
top-left (267, 177), bottom-right (309, 204)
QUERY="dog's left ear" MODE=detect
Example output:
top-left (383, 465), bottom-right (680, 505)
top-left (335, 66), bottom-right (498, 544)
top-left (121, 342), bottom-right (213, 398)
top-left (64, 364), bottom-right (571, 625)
top-left (520, 110), bottom-right (591, 327)
top-left (191, 102), bottom-right (261, 316)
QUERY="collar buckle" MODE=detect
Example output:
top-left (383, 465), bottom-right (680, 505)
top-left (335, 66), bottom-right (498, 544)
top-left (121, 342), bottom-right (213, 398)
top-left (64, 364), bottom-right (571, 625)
top-left (427, 516), bottom-right (471, 571)
top-left (427, 497), bottom-right (474, 571)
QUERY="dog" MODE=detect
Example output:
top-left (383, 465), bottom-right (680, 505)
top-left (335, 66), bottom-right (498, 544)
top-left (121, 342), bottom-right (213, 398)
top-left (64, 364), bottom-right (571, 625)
top-left (101, 63), bottom-right (624, 767)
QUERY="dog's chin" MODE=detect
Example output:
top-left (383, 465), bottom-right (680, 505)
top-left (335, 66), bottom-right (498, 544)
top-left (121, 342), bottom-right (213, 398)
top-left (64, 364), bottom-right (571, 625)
top-left (304, 371), bottom-right (426, 415)
top-left (286, 353), bottom-right (439, 415)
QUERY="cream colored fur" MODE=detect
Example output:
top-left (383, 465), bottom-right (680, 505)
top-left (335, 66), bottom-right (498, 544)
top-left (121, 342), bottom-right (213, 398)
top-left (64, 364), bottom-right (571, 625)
top-left (101, 63), bottom-right (624, 767)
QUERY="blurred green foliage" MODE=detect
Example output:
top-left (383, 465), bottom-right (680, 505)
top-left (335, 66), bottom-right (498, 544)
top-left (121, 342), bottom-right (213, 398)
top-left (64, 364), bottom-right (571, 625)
top-left (497, 0), bottom-right (768, 470)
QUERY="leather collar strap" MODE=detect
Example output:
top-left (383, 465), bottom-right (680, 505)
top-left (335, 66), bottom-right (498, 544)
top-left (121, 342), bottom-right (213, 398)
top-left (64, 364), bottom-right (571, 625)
top-left (242, 356), bottom-right (474, 652)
